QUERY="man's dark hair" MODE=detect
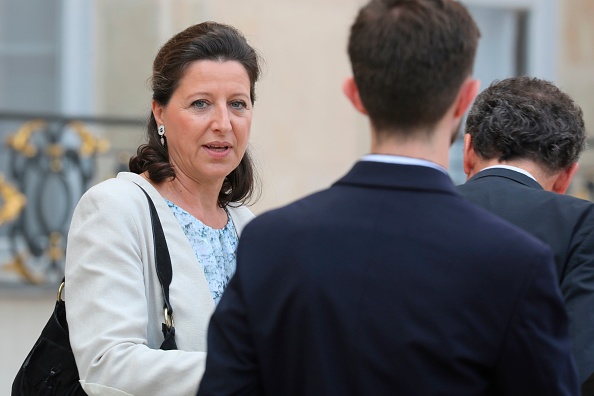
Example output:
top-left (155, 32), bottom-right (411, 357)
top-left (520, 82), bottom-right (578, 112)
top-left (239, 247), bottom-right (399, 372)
top-left (347, 0), bottom-right (480, 136)
top-left (466, 76), bottom-right (586, 173)
top-left (129, 21), bottom-right (261, 207)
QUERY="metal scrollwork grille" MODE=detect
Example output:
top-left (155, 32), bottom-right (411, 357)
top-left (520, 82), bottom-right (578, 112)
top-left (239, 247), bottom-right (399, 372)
top-left (1, 119), bottom-right (109, 285)
top-left (0, 113), bottom-right (144, 286)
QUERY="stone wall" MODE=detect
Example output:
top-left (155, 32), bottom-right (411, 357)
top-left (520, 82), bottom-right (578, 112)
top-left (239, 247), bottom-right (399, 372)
top-left (559, 0), bottom-right (594, 197)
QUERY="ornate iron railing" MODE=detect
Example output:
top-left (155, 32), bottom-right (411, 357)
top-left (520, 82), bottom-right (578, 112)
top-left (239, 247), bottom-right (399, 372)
top-left (0, 111), bottom-right (144, 288)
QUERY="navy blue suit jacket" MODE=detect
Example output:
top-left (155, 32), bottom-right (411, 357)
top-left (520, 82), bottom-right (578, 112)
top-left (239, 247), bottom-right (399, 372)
top-left (199, 161), bottom-right (578, 395)
top-left (457, 167), bottom-right (594, 389)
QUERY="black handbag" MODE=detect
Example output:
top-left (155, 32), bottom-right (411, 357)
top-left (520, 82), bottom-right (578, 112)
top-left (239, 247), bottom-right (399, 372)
top-left (12, 184), bottom-right (176, 395)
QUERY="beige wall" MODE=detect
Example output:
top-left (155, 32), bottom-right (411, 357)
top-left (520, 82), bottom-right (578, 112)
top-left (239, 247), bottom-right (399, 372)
top-left (95, 0), bottom-right (369, 215)
top-left (210, 0), bottom-right (369, 213)
top-left (0, 290), bottom-right (58, 391)
top-left (0, 1), bottom-right (587, 205)
top-left (93, 0), bottom-right (594, 208)
top-left (559, 0), bottom-right (594, 195)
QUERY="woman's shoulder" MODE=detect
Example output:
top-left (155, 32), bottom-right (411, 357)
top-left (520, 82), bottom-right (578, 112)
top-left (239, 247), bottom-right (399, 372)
top-left (82, 173), bottom-right (145, 202)
top-left (68, 173), bottom-right (154, 238)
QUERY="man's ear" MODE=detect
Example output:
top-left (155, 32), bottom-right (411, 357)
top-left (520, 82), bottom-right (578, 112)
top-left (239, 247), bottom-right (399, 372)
top-left (454, 78), bottom-right (480, 118)
top-left (463, 133), bottom-right (477, 179)
top-left (552, 163), bottom-right (579, 194)
top-left (152, 100), bottom-right (164, 125)
top-left (342, 77), bottom-right (367, 115)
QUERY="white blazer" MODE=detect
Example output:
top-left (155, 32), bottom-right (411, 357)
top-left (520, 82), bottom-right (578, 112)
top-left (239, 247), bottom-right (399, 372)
top-left (65, 172), bottom-right (254, 396)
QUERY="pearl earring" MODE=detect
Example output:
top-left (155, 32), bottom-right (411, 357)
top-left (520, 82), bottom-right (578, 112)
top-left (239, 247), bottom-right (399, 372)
top-left (158, 125), bottom-right (165, 145)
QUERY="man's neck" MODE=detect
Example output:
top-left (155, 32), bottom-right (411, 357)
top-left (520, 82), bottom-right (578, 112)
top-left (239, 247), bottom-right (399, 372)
top-left (370, 105), bottom-right (462, 170)
top-left (371, 130), bottom-right (452, 170)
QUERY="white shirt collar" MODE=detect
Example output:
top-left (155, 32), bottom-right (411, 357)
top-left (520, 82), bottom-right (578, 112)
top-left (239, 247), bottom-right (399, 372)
top-left (361, 154), bottom-right (448, 175)
top-left (480, 165), bottom-right (537, 181)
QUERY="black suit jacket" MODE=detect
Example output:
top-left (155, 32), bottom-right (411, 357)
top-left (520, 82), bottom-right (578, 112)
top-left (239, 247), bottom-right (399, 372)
top-left (199, 161), bottom-right (578, 395)
top-left (457, 167), bottom-right (594, 389)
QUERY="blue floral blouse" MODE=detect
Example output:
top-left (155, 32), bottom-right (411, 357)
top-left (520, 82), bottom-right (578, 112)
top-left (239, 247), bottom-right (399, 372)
top-left (165, 200), bottom-right (238, 304)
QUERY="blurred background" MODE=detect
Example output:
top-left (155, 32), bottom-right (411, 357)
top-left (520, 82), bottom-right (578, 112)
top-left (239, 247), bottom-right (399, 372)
top-left (0, 0), bottom-right (592, 389)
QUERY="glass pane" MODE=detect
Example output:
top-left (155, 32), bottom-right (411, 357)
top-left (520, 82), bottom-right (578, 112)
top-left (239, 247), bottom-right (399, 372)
top-left (449, 5), bottom-right (525, 185)
top-left (0, 0), bottom-right (61, 113)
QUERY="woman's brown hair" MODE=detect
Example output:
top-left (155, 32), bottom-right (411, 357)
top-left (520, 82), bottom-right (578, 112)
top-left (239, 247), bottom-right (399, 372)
top-left (129, 21), bottom-right (261, 207)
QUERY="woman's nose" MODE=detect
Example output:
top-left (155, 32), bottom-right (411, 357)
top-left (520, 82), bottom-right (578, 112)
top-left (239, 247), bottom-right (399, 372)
top-left (212, 104), bottom-right (232, 133)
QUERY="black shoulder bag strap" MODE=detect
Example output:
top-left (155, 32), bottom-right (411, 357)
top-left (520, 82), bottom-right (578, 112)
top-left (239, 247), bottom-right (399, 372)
top-left (135, 183), bottom-right (178, 350)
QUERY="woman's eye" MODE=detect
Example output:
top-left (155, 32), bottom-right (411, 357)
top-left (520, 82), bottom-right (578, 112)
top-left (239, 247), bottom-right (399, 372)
top-left (230, 100), bottom-right (247, 110)
top-left (192, 99), bottom-right (208, 108)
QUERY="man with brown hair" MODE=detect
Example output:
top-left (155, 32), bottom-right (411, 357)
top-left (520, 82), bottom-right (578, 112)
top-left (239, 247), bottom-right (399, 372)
top-left (198, 1), bottom-right (578, 394)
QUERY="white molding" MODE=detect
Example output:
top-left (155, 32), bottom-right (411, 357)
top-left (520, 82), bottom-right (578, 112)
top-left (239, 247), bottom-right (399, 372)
top-left (60, 0), bottom-right (95, 115)
top-left (156, 0), bottom-right (174, 44)
top-left (463, 0), bottom-right (558, 81)
top-left (526, 0), bottom-right (558, 80)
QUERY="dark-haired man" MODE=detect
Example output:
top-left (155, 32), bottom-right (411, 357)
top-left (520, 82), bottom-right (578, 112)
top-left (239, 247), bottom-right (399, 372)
top-left (198, 1), bottom-right (578, 394)
top-left (458, 75), bottom-right (594, 395)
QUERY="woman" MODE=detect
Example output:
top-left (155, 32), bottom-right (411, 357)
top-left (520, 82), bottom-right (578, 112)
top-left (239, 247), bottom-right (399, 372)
top-left (64, 22), bottom-right (260, 395)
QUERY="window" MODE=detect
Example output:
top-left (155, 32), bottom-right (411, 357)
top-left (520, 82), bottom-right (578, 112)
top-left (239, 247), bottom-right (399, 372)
top-left (449, 0), bottom-right (558, 184)
top-left (0, 0), bottom-right (95, 284)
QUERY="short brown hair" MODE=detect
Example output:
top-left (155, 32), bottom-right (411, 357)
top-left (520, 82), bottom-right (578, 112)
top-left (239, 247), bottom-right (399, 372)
top-left (348, 0), bottom-right (480, 136)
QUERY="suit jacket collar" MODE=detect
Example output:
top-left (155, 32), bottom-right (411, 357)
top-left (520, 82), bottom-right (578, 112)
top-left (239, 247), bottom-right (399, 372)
top-left (334, 160), bottom-right (457, 195)
top-left (468, 168), bottom-right (544, 190)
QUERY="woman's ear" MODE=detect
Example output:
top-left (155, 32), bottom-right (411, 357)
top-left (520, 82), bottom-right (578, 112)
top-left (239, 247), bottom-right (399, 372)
top-left (152, 100), bottom-right (164, 125)
top-left (342, 77), bottom-right (368, 115)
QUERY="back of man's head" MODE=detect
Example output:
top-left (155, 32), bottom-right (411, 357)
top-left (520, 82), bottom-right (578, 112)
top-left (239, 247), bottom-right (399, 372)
top-left (466, 76), bottom-right (586, 173)
top-left (347, 0), bottom-right (480, 135)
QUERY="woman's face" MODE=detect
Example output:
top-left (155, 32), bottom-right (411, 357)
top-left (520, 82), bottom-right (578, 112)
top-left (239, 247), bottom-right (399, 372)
top-left (153, 60), bottom-right (253, 185)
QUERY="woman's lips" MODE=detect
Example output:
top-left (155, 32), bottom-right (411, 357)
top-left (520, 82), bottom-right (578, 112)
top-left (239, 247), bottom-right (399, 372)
top-left (205, 144), bottom-right (229, 152)
top-left (203, 143), bottom-right (231, 158)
